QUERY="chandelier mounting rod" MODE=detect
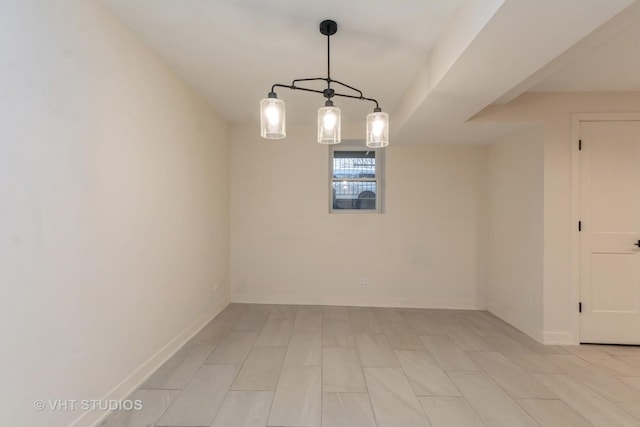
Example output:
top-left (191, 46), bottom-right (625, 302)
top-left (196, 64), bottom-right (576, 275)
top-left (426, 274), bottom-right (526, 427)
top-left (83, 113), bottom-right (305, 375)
top-left (319, 20), bottom-right (336, 92)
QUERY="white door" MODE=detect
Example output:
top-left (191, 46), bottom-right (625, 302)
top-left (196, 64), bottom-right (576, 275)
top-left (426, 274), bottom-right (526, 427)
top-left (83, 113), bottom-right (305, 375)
top-left (580, 120), bottom-right (640, 344)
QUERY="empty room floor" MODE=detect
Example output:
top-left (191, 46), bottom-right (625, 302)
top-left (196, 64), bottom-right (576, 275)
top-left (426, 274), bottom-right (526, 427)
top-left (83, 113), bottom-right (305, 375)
top-left (102, 303), bottom-right (640, 427)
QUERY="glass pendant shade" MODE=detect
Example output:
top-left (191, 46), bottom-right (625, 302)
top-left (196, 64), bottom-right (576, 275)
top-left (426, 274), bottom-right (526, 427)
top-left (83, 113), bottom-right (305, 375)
top-left (366, 111), bottom-right (389, 148)
top-left (317, 105), bottom-right (341, 144)
top-left (260, 97), bottom-right (286, 139)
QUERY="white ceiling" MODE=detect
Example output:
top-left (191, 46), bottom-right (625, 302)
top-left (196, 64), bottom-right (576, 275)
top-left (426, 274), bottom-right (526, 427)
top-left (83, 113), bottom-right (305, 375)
top-left (101, 0), bottom-right (640, 144)
top-left (531, 11), bottom-right (640, 92)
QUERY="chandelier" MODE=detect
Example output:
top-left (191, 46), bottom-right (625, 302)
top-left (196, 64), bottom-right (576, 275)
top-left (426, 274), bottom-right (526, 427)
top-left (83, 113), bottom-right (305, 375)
top-left (260, 19), bottom-right (389, 148)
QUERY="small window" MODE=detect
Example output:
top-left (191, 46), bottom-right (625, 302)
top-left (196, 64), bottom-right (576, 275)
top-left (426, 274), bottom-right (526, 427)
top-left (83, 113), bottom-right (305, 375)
top-left (330, 145), bottom-right (383, 213)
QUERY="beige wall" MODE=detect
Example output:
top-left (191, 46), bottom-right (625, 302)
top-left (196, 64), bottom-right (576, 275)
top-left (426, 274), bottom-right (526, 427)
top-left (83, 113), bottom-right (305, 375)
top-left (486, 126), bottom-right (544, 340)
top-left (230, 124), bottom-right (487, 308)
top-left (476, 92), bottom-right (640, 343)
top-left (0, 2), bottom-right (230, 426)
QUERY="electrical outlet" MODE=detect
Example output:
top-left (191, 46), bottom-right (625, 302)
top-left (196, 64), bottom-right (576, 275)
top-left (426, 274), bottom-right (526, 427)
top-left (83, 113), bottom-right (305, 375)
top-left (214, 282), bottom-right (220, 291)
top-left (359, 278), bottom-right (369, 286)
top-left (523, 296), bottom-right (533, 307)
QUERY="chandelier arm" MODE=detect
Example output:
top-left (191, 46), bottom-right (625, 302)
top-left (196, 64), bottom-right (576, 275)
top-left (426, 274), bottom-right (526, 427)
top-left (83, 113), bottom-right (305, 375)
top-left (271, 83), bottom-right (326, 96)
top-left (277, 78), bottom-right (367, 101)
top-left (270, 83), bottom-right (380, 110)
top-left (291, 77), bottom-right (329, 86)
top-left (331, 92), bottom-right (379, 110)
top-left (275, 78), bottom-right (364, 98)
top-left (327, 79), bottom-right (363, 98)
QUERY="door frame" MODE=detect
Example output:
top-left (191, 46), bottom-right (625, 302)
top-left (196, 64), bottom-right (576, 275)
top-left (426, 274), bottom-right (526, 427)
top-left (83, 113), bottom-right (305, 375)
top-left (570, 112), bottom-right (640, 344)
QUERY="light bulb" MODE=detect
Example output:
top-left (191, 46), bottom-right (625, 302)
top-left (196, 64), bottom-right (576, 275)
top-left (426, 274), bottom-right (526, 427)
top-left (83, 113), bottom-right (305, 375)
top-left (266, 105), bottom-right (280, 126)
top-left (372, 119), bottom-right (384, 136)
top-left (323, 112), bottom-right (337, 130)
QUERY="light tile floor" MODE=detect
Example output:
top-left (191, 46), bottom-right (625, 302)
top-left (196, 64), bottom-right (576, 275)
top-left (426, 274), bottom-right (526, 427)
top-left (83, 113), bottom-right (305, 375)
top-left (101, 304), bottom-right (640, 426)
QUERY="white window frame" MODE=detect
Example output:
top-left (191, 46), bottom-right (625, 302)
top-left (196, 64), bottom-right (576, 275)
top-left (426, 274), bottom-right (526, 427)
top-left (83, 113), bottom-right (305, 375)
top-left (329, 141), bottom-right (384, 214)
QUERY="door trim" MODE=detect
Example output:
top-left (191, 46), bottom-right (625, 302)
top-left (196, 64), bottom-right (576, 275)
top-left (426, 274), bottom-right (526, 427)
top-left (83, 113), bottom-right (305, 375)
top-left (571, 113), bottom-right (640, 345)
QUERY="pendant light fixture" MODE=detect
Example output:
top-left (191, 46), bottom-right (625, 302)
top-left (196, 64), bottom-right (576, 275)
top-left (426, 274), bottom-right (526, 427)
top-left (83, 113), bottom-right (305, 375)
top-left (260, 19), bottom-right (389, 148)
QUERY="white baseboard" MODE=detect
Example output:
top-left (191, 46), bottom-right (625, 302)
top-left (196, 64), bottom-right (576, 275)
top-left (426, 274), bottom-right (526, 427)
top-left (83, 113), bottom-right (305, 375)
top-left (231, 293), bottom-right (483, 310)
top-left (69, 295), bottom-right (230, 427)
top-left (542, 330), bottom-right (573, 345)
